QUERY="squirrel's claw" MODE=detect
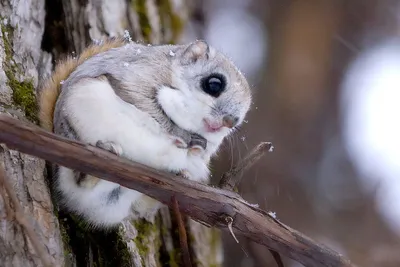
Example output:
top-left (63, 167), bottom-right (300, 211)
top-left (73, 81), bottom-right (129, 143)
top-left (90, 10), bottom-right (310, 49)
top-left (172, 133), bottom-right (207, 152)
top-left (189, 133), bottom-right (207, 150)
top-left (173, 137), bottom-right (188, 149)
top-left (96, 140), bottom-right (123, 156)
top-left (175, 169), bottom-right (191, 179)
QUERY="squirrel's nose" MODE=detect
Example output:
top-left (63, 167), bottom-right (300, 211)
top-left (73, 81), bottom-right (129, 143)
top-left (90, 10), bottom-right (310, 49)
top-left (222, 115), bottom-right (239, 128)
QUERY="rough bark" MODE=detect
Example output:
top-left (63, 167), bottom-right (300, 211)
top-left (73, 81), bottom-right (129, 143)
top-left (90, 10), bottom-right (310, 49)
top-left (0, 0), bottom-right (64, 267)
top-left (0, 0), bottom-right (221, 266)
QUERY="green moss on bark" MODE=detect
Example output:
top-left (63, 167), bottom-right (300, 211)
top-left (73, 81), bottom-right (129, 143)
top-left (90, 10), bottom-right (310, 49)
top-left (131, 0), bottom-right (185, 44)
top-left (0, 20), bottom-right (38, 123)
top-left (133, 219), bottom-right (153, 255)
top-left (209, 229), bottom-right (222, 267)
top-left (133, 217), bottom-right (162, 266)
top-left (157, 0), bottom-right (184, 43)
top-left (132, 0), bottom-right (152, 42)
top-left (58, 211), bottom-right (133, 267)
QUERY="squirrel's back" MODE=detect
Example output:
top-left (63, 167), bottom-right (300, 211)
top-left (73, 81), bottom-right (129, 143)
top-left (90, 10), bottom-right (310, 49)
top-left (38, 38), bottom-right (126, 131)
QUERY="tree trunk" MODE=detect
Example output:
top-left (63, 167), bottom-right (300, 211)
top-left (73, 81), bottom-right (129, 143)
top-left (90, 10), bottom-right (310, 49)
top-left (0, 0), bottom-right (222, 266)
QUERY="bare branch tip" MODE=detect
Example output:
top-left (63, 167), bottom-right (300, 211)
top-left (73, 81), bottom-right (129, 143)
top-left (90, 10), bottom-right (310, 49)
top-left (219, 141), bottom-right (273, 190)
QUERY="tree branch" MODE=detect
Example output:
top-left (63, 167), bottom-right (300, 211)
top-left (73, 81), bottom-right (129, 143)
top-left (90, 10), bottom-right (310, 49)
top-left (0, 114), bottom-right (356, 267)
top-left (171, 196), bottom-right (192, 267)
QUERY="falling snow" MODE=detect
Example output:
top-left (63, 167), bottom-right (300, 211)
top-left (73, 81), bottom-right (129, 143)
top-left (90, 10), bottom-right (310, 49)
top-left (242, 199), bottom-right (260, 208)
top-left (92, 39), bottom-right (103, 45)
top-left (136, 49), bottom-right (141, 55)
top-left (241, 136), bottom-right (246, 141)
top-left (124, 30), bottom-right (132, 42)
top-left (247, 202), bottom-right (259, 208)
top-left (123, 62), bottom-right (129, 67)
top-left (169, 50), bottom-right (175, 57)
top-left (268, 211), bottom-right (277, 219)
top-left (60, 80), bottom-right (65, 85)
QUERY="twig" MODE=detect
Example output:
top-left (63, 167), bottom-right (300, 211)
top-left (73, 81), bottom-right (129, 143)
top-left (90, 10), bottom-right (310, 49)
top-left (221, 215), bottom-right (239, 243)
top-left (0, 165), bottom-right (53, 267)
top-left (219, 142), bottom-right (273, 190)
top-left (171, 196), bottom-right (192, 267)
top-left (0, 114), bottom-right (357, 267)
top-left (219, 141), bottom-right (284, 266)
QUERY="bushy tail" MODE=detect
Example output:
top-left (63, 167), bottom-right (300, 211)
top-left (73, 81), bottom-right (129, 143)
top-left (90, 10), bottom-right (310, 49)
top-left (38, 38), bottom-right (127, 131)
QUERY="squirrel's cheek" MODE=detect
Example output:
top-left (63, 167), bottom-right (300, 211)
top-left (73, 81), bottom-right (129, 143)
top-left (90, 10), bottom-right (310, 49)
top-left (157, 86), bottom-right (198, 131)
top-left (157, 86), bottom-right (184, 109)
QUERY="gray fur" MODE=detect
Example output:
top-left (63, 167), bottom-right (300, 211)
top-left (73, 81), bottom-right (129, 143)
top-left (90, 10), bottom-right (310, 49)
top-left (55, 43), bottom-right (203, 149)
top-left (188, 133), bottom-right (207, 149)
top-left (74, 170), bottom-right (87, 185)
top-left (52, 40), bottom-right (251, 190)
top-left (47, 39), bottom-right (252, 227)
top-left (107, 187), bottom-right (122, 205)
top-left (102, 73), bottom-right (202, 149)
top-left (53, 114), bottom-right (89, 185)
top-left (57, 116), bottom-right (78, 140)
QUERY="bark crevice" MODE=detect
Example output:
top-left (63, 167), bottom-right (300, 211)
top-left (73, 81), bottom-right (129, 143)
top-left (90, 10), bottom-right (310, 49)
top-left (41, 0), bottom-right (69, 60)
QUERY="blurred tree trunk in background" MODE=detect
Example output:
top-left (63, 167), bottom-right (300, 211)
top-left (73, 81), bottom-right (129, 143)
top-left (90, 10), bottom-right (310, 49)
top-left (0, 0), bottom-right (222, 266)
top-left (215, 1), bottom-right (400, 267)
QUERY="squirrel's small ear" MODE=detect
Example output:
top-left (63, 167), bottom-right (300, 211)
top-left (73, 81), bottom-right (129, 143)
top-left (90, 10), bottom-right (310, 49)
top-left (181, 40), bottom-right (209, 64)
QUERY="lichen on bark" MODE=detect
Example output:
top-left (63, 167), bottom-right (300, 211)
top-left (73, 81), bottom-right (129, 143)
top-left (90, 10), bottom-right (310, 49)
top-left (1, 19), bottom-right (38, 123)
top-left (57, 211), bottom-right (133, 267)
top-left (0, 1), bottom-right (65, 265)
top-left (130, 0), bottom-right (186, 44)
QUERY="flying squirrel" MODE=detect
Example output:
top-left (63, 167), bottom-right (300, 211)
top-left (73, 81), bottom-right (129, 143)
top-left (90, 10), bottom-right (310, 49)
top-left (38, 38), bottom-right (252, 228)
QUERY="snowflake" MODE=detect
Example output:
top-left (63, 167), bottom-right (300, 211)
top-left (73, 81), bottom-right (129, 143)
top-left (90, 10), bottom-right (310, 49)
top-left (268, 211), bottom-right (277, 219)
top-left (123, 30), bottom-right (132, 42)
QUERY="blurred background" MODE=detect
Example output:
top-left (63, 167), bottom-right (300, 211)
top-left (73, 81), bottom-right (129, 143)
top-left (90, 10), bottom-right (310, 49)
top-left (183, 0), bottom-right (400, 266)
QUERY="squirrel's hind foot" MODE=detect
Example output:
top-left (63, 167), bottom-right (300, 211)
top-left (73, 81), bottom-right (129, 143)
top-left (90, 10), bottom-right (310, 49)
top-left (96, 140), bottom-right (123, 156)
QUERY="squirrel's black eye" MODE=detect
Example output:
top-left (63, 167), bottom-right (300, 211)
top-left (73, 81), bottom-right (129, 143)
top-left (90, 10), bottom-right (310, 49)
top-left (201, 74), bottom-right (226, 97)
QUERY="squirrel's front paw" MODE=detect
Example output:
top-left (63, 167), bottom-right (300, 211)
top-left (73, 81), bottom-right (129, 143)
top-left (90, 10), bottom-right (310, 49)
top-left (189, 133), bottom-right (207, 149)
top-left (187, 133), bottom-right (207, 156)
top-left (172, 133), bottom-right (207, 155)
top-left (96, 140), bottom-right (123, 156)
top-left (173, 137), bottom-right (189, 149)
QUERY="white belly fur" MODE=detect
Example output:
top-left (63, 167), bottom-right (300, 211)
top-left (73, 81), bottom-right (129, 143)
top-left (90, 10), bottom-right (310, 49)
top-left (56, 78), bottom-right (209, 227)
